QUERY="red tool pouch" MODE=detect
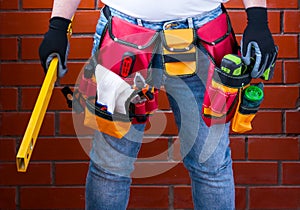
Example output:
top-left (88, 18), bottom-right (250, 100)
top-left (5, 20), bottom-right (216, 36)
top-left (72, 16), bottom-right (161, 138)
top-left (98, 16), bottom-right (159, 83)
top-left (202, 64), bottom-right (251, 126)
top-left (196, 12), bottom-right (238, 67)
top-left (197, 11), bottom-right (247, 126)
top-left (96, 15), bottom-right (160, 122)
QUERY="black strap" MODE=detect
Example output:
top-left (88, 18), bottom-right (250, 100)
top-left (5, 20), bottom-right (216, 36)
top-left (103, 5), bottom-right (111, 19)
top-left (163, 53), bottom-right (196, 63)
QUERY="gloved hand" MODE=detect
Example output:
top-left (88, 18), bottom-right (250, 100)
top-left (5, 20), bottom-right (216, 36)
top-left (39, 17), bottom-right (71, 78)
top-left (241, 7), bottom-right (278, 80)
top-left (95, 64), bottom-right (135, 115)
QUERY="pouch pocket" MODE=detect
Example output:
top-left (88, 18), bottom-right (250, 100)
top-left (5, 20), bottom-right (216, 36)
top-left (202, 64), bottom-right (252, 126)
top-left (98, 16), bottom-right (159, 81)
top-left (231, 83), bottom-right (264, 133)
top-left (84, 98), bottom-right (132, 139)
top-left (197, 13), bottom-right (238, 67)
top-left (162, 28), bottom-right (197, 76)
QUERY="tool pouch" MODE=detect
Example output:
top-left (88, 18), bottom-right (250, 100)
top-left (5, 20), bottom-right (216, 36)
top-left (196, 12), bottom-right (238, 67)
top-left (231, 83), bottom-right (264, 133)
top-left (84, 97), bottom-right (132, 139)
top-left (161, 28), bottom-right (197, 76)
top-left (202, 64), bottom-right (252, 126)
top-left (197, 10), bottom-right (244, 126)
top-left (98, 16), bottom-right (159, 82)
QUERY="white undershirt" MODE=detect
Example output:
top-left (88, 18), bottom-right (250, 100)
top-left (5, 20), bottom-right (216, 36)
top-left (101, 0), bottom-right (229, 21)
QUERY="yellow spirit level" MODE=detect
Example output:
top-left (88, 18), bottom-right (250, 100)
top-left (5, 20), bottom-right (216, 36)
top-left (16, 17), bottom-right (73, 172)
top-left (16, 58), bottom-right (58, 172)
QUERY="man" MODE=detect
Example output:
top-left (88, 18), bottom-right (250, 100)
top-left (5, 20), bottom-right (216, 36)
top-left (39, 0), bottom-right (277, 209)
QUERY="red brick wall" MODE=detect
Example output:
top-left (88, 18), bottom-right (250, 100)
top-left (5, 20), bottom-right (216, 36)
top-left (0, 0), bottom-right (299, 209)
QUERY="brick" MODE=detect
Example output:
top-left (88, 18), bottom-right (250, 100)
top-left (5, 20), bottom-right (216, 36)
top-left (0, 88), bottom-right (18, 111)
top-left (128, 186), bottom-right (169, 209)
top-left (98, 0), bottom-right (104, 8)
top-left (132, 162), bottom-right (190, 184)
top-left (266, 11), bottom-right (281, 33)
top-left (235, 187), bottom-right (247, 210)
top-left (31, 137), bottom-right (90, 161)
top-left (0, 138), bottom-right (16, 161)
top-left (228, 11), bottom-right (247, 34)
top-left (284, 60), bottom-right (300, 84)
top-left (59, 112), bottom-right (94, 136)
top-left (267, 0), bottom-right (299, 9)
top-left (245, 111), bottom-right (282, 134)
top-left (252, 60), bottom-right (283, 84)
top-left (0, 63), bottom-right (44, 86)
top-left (249, 187), bottom-right (300, 209)
top-left (20, 187), bottom-right (85, 209)
top-left (78, 0), bottom-right (97, 9)
top-left (0, 12), bottom-right (50, 35)
top-left (228, 11), bottom-right (280, 34)
top-left (21, 87), bottom-right (72, 111)
top-left (261, 85), bottom-right (299, 109)
top-left (69, 36), bottom-right (94, 59)
top-left (248, 137), bottom-right (299, 160)
top-left (145, 112), bottom-right (178, 136)
top-left (0, 0), bottom-right (18, 9)
top-left (285, 111), bottom-right (300, 134)
top-left (230, 137), bottom-right (245, 160)
top-left (172, 138), bottom-right (182, 161)
top-left (233, 162), bottom-right (278, 184)
top-left (20, 37), bottom-right (42, 60)
top-left (72, 11), bottom-right (100, 34)
top-left (0, 112), bottom-right (55, 136)
top-left (224, 0), bottom-right (244, 9)
top-left (21, 36), bottom-right (93, 60)
top-left (0, 163), bottom-right (51, 185)
top-left (55, 162), bottom-right (89, 185)
top-left (282, 162), bottom-right (300, 185)
top-left (174, 186), bottom-right (193, 209)
top-left (158, 88), bottom-right (170, 110)
top-left (59, 62), bottom-right (86, 85)
top-left (0, 38), bottom-right (18, 60)
top-left (21, 0), bottom-right (56, 9)
top-left (0, 188), bottom-right (16, 209)
top-left (265, 60), bottom-right (283, 83)
top-left (284, 10), bottom-right (300, 33)
top-left (226, 0), bottom-right (299, 9)
top-left (138, 137), bottom-right (169, 160)
top-left (274, 35), bottom-right (298, 58)
top-left (22, 0), bottom-right (95, 9)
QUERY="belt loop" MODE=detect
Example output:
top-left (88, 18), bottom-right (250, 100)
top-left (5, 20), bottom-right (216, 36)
top-left (137, 18), bottom-right (143, 26)
top-left (187, 17), bottom-right (193, 29)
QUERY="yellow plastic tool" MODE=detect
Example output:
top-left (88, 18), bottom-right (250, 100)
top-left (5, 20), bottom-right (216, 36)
top-left (16, 17), bottom-right (73, 172)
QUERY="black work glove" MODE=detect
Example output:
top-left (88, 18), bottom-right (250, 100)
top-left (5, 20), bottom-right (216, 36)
top-left (241, 7), bottom-right (278, 80)
top-left (39, 17), bottom-right (71, 78)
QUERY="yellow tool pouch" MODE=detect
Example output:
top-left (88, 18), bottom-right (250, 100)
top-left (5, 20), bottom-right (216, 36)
top-left (231, 83), bottom-right (264, 133)
top-left (84, 97), bottom-right (132, 139)
top-left (161, 28), bottom-right (197, 76)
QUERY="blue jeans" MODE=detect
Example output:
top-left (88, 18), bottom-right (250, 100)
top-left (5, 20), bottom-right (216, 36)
top-left (86, 5), bottom-right (235, 210)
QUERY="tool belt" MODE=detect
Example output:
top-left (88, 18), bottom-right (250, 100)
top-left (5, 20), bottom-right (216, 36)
top-left (161, 28), bottom-right (197, 76)
top-left (66, 6), bottom-right (261, 138)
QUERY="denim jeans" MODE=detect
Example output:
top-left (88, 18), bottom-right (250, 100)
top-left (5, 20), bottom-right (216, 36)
top-left (86, 5), bottom-right (235, 210)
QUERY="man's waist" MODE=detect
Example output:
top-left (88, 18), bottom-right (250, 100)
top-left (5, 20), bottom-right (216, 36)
top-left (106, 5), bottom-right (223, 31)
